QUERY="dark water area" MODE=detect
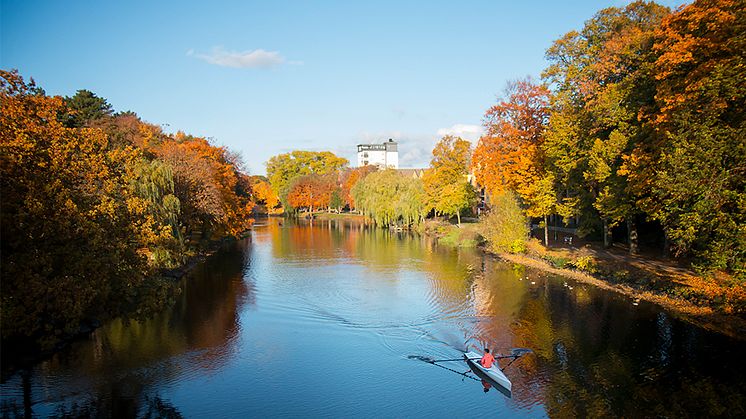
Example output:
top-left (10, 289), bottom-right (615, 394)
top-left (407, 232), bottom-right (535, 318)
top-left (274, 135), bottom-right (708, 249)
top-left (2, 218), bottom-right (745, 418)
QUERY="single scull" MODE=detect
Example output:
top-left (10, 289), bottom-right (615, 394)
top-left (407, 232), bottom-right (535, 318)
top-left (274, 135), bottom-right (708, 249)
top-left (464, 351), bottom-right (512, 395)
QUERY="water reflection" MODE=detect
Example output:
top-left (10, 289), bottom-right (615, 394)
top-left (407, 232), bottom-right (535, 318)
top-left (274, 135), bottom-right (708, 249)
top-left (1, 239), bottom-right (254, 417)
top-left (1, 218), bottom-right (744, 417)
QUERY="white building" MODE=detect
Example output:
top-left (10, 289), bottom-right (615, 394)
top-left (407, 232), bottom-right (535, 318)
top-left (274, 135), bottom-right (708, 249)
top-left (357, 139), bottom-right (399, 169)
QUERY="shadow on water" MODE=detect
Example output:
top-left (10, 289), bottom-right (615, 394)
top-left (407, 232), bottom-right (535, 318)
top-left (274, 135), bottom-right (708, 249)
top-left (0, 239), bottom-right (255, 418)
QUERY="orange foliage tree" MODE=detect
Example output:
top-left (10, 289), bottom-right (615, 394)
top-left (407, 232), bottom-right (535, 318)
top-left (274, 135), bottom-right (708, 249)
top-left (286, 174), bottom-right (337, 212)
top-left (155, 135), bottom-right (254, 239)
top-left (0, 70), bottom-right (256, 347)
top-left (1, 70), bottom-right (146, 343)
top-left (253, 180), bottom-right (281, 213)
top-left (472, 78), bottom-right (550, 196)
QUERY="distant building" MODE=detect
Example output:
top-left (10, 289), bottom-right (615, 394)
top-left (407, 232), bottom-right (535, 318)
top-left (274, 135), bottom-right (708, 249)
top-left (357, 139), bottom-right (398, 169)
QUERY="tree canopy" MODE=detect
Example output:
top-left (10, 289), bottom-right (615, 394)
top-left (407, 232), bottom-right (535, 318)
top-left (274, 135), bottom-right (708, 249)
top-left (1, 70), bottom-right (255, 347)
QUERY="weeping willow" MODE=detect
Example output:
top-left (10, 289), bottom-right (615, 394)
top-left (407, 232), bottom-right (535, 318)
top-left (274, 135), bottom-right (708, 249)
top-left (351, 169), bottom-right (425, 227)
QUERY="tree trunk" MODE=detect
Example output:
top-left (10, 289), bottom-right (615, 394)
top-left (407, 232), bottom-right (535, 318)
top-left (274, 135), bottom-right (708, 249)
top-left (627, 218), bottom-right (638, 255)
top-left (603, 219), bottom-right (611, 249)
top-left (543, 214), bottom-right (549, 247)
top-left (457, 211), bottom-right (461, 227)
top-left (663, 232), bottom-right (671, 258)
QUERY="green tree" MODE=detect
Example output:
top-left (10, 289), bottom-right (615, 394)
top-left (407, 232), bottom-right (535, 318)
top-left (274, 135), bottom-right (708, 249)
top-left (479, 191), bottom-right (530, 254)
top-left (635, 0), bottom-right (745, 274)
top-left (329, 189), bottom-right (343, 212)
top-left (62, 89), bottom-right (114, 128)
top-left (351, 169), bottom-right (425, 227)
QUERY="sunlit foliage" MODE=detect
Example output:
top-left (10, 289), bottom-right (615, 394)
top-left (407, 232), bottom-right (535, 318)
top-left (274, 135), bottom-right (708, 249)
top-left (0, 70), bottom-right (255, 347)
top-left (351, 169), bottom-right (425, 227)
top-left (252, 180), bottom-right (281, 213)
top-left (265, 150), bottom-right (348, 209)
top-left (285, 173), bottom-right (339, 213)
top-left (424, 135), bottom-right (476, 225)
top-left (479, 191), bottom-right (530, 254)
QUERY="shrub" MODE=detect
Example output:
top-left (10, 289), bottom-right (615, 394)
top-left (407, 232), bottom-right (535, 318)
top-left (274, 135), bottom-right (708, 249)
top-left (510, 239), bottom-right (527, 254)
top-left (544, 255), bottom-right (570, 268)
top-left (571, 255), bottom-right (598, 274)
top-left (479, 191), bottom-right (529, 254)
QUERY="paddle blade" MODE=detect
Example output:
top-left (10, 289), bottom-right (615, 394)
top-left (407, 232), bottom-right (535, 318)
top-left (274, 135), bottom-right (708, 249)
top-left (408, 355), bottom-right (436, 363)
top-left (510, 348), bottom-right (533, 357)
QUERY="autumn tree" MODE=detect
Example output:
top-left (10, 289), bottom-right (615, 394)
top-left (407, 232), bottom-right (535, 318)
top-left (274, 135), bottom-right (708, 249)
top-left (424, 135), bottom-right (475, 225)
top-left (628, 0), bottom-right (745, 273)
top-left (156, 136), bottom-right (254, 241)
top-left (1, 71), bottom-right (145, 344)
top-left (253, 180), bottom-right (281, 213)
top-left (341, 165), bottom-right (377, 211)
top-left (286, 174), bottom-right (337, 213)
top-left (473, 79), bottom-right (550, 196)
top-left (265, 150), bottom-right (348, 209)
top-left (543, 1), bottom-right (670, 250)
top-left (1, 70), bottom-right (256, 350)
top-left (472, 78), bottom-right (554, 243)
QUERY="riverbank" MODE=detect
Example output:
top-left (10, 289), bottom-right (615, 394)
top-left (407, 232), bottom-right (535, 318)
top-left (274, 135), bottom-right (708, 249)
top-left (426, 220), bottom-right (746, 340)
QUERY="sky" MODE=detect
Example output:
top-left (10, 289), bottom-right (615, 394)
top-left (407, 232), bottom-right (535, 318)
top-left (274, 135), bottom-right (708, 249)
top-left (1, 0), bottom-right (685, 175)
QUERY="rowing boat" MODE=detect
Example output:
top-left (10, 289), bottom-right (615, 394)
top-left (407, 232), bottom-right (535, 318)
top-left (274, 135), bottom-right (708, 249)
top-left (464, 351), bottom-right (512, 394)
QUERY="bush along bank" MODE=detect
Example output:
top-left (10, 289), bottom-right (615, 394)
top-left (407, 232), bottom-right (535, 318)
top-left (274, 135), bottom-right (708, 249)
top-left (425, 208), bottom-right (746, 339)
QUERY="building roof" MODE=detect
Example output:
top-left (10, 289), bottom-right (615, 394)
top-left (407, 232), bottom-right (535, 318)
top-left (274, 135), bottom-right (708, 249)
top-left (396, 168), bottom-right (427, 178)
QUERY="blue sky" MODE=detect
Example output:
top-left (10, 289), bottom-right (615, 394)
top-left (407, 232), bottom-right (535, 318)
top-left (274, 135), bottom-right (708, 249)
top-left (1, 0), bottom-right (684, 174)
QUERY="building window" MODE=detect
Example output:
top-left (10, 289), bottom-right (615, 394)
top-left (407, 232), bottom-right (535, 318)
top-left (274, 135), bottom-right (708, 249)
top-left (363, 152), bottom-right (368, 158)
top-left (363, 160), bottom-right (368, 165)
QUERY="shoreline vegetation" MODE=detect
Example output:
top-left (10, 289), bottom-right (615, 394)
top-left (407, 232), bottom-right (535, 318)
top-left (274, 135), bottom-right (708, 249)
top-left (1, 71), bottom-right (256, 370)
top-left (425, 220), bottom-right (746, 340)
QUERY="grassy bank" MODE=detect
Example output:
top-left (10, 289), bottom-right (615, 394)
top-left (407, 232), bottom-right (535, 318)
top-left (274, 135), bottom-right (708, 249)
top-left (426, 220), bottom-right (746, 339)
top-left (421, 219), bottom-right (482, 247)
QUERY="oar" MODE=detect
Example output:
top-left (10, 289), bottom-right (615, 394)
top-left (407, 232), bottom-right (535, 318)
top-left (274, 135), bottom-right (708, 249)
top-left (418, 355), bottom-right (521, 364)
top-left (428, 357), bottom-right (478, 363)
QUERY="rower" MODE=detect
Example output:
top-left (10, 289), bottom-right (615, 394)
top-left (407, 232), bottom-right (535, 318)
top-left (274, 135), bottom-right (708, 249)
top-left (480, 348), bottom-right (495, 368)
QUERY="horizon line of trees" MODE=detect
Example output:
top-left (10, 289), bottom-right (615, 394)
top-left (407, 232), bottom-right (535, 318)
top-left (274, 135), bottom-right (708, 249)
top-left (261, 133), bottom-right (477, 228)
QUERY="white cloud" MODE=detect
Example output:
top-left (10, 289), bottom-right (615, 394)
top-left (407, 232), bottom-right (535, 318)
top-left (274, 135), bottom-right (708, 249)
top-left (436, 124), bottom-right (483, 142)
top-left (188, 47), bottom-right (301, 69)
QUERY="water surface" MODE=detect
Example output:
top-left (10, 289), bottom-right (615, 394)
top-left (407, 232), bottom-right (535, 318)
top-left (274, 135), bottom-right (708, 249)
top-left (2, 218), bottom-right (744, 417)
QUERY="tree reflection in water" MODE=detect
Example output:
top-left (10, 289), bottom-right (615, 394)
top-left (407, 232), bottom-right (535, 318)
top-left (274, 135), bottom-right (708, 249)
top-left (1, 238), bottom-right (254, 418)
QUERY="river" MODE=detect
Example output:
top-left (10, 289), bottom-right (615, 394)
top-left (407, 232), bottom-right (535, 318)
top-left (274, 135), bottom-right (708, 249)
top-left (1, 218), bottom-right (745, 418)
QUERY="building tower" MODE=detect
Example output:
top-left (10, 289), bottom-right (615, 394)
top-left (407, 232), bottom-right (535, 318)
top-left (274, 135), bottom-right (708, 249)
top-left (356, 138), bottom-right (399, 169)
